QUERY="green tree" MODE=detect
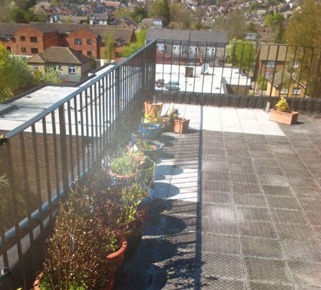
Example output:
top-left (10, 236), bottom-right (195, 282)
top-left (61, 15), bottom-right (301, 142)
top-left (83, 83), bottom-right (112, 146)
top-left (32, 67), bottom-right (61, 86)
top-left (214, 10), bottom-right (247, 40)
top-left (122, 29), bottom-right (146, 57)
top-left (149, 0), bottom-right (171, 27)
top-left (285, 0), bottom-right (321, 97)
top-left (0, 44), bottom-right (33, 101)
top-left (226, 40), bottom-right (256, 72)
top-left (169, 4), bottom-right (192, 29)
top-left (285, 0), bottom-right (321, 48)
top-left (131, 7), bottom-right (148, 23)
top-left (104, 31), bottom-right (115, 64)
top-left (263, 12), bottom-right (285, 43)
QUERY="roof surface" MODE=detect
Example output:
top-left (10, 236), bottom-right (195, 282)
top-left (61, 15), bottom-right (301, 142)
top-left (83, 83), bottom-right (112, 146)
top-left (259, 44), bottom-right (289, 61)
top-left (28, 46), bottom-right (91, 64)
top-left (146, 28), bottom-right (228, 44)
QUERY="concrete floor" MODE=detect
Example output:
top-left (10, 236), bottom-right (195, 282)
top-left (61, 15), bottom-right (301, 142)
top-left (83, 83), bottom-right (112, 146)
top-left (114, 104), bottom-right (321, 290)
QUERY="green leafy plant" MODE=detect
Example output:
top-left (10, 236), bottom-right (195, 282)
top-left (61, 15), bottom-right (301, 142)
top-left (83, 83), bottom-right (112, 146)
top-left (135, 140), bottom-right (156, 151)
top-left (90, 183), bottom-right (149, 232)
top-left (109, 151), bottom-right (145, 177)
top-left (275, 97), bottom-right (290, 112)
top-left (39, 188), bottom-right (122, 290)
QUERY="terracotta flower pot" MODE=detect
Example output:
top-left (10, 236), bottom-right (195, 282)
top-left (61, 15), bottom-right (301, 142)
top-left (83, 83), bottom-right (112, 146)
top-left (269, 108), bottom-right (299, 125)
top-left (173, 118), bottom-right (190, 134)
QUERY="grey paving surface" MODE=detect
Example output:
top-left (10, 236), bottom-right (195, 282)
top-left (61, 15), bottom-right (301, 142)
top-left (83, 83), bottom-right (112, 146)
top-left (114, 105), bottom-right (321, 290)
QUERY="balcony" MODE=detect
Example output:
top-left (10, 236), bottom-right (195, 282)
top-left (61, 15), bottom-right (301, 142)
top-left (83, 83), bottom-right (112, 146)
top-left (1, 40), bottom-right (321, 289)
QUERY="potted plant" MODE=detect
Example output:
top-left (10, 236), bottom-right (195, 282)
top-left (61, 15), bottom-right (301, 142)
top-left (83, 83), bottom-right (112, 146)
top-left (89, 183), bottom-right (150, 262)
top-left (108, 151), bottom-right (145, 186)
top-left (128, 139), bottom-right (164, 163)
top-left (269, 97), bottom-right (299, 125)
top-left (144, 101), bottom-right (163, 123)
top-left (161, 102), bottom-right (178, 132)
top-left (33, 188), bottom-right (127, 290)
top-left (138, 122), bottom-right (163, 140)
top-left (108, 151), bottom-right (156, 188)
top-left (137, 155), bottom-right (157, 188)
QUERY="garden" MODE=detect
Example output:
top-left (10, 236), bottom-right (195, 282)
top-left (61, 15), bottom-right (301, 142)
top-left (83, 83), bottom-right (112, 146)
top-left (32, 100), bottom-right (190, 289)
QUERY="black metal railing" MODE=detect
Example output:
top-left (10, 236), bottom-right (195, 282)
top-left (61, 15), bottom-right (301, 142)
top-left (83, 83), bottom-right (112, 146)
top-left (0, 41), bottom-right (156, 290)
top-left (2, 39), bottom-right (321, 288)
top-left (154, 41), bottom-right (321, 111)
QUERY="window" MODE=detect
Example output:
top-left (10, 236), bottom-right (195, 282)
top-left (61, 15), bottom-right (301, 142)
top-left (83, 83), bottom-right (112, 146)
top-left (33, 64), bottom-right (39, 69)
top-left (189, 47), bottom-right (197, 54)
top-left (30, 36), bottom-right (37, 43)
top-left (21, 47), bottom-right (26, 53)
top-left (292, 87), bottom-right (301, 95)
top-left (74, 38), bottom-right (82, 45)
top-left (68, 66), bottom-right (76, 74)
top-left (266, 61), bottom-right (275, 68)
top-left (31, 48), bottom-right (38, 54)
top-left (172, 45), bottom-right (181, 53)
top-left (87, 51), bottom-right (92, 57)
top-left (20, 36), bottom-right (26, 42)
top-left (157, 44), bottom-right (165, 51)
top-left (206, 47), bottom-right (216, 55)
top-left (265, 72), bottom-right (273, 78)
top-left (280, 88), bottom-right (288, 94)
top-left (290, 61), bottom-right (299, 68)
top-left (58, 65), bottom-right (62, 70)
top-left (86, 39), bottom-right (92, 45)
top-left (6, 47), bottom-right (11, 51)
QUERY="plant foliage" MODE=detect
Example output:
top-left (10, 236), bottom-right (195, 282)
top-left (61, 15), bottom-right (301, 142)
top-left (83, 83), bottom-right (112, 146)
top-left (275, 97), bottom-right (290, 112)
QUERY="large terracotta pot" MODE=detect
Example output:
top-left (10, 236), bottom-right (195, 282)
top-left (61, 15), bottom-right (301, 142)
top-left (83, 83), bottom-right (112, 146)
top-left (269, 108), bottom-right (299, 125)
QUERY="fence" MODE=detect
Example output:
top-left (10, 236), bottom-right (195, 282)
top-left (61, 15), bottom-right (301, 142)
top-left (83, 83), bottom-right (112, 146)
top-left (0, 41), bottom-right (156, 289)
top-left (154, 41), bottom-right (321, 112)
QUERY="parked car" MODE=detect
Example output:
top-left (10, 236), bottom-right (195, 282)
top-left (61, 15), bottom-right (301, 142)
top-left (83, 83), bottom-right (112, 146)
top-left (164, 80), bottom-right (180, 91)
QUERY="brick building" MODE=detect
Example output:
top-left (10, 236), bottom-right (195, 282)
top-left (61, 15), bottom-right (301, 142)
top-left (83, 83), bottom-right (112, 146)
top-left (0, 23), bottom-right (136, 61)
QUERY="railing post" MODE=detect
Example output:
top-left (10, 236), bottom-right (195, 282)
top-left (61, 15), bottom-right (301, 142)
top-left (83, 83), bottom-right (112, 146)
top-left (58, 106), bottom-right (69, 194)
top-left (115, 67), bottom-right (120, 117)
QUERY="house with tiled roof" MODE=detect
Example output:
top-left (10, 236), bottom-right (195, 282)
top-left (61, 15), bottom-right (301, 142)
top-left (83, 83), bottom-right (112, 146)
top-left (257, 44), bottom-right (290, 79)
top-left (266, 71), bottom-right (306, 98)
top-left (27, 46), bottom-right (92, 83)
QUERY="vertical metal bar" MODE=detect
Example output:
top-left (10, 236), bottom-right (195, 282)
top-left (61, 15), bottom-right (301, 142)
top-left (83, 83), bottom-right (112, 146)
top-left (67, 100), bottom-right (74, 182)
top-left (58, 106), bottom-right (69, 194)
top-left (102, 75), bottom-right (107, 148)
top-left (93, 81), bottom-right (99, 159)
top-left (115, 67), bottom-right (120, 119)
top-left (31, 124), bottom-right (44, 232)
top-left (305, 47), bottom-right (316, 99)
top-left (99, 78), bottom-right (103, 155)
top-left (41, 118), bottom-right (53, 221)
top-left (311, 49), bottom-right (321, 99)
top-left (79, 91), bottom-right (86, 176)
top-left (84, 88), bottom-right (90, 171)
top-left (51, 112), bottom-right (60, 198)
top-left (73, 95), bottom-right (81, 179)
top-left (89, 85), bottom-right (95, 165)
top-left (0, 139), bottom-right (9, 268)
top-left (5, 138), bottom-right (27, 288)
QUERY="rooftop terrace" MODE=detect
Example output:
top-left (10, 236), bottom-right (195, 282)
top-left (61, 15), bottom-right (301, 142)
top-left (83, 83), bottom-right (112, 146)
top-left (113, 104), bottom-right (321, 289)
top-left (1, 41), bottom-right (321, 289)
